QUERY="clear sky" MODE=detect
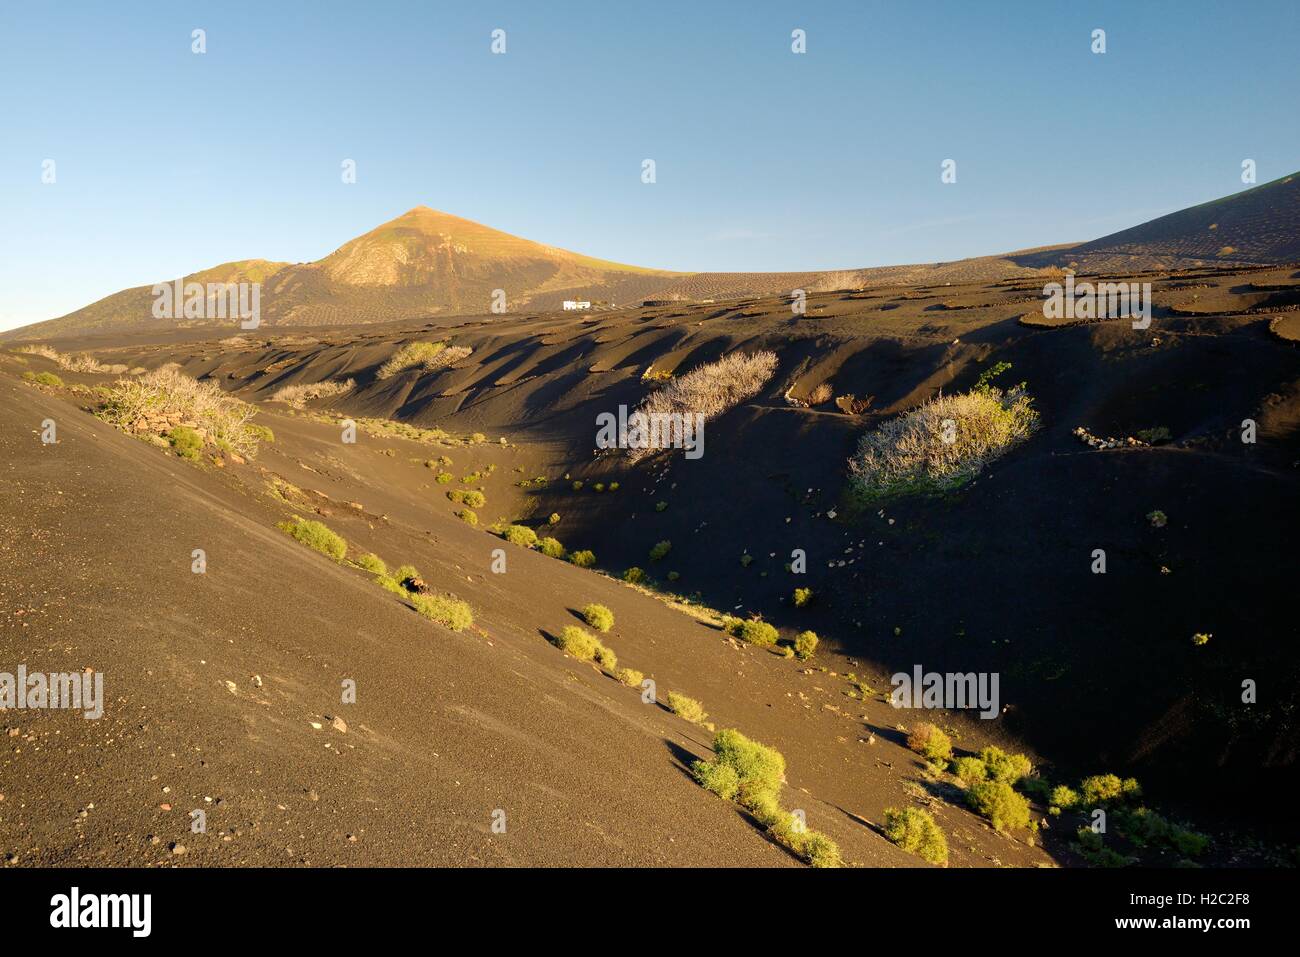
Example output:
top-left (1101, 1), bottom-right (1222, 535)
top-left (1, 0), bottom-right (1297, 331)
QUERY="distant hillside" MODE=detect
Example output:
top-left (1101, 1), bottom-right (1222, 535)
top-left (8, 172), bottom-right (1299, 341)
top-left (1012, 172), bottom-right (1300, 273)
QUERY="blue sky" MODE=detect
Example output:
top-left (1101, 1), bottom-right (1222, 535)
top-left (1, 0), bottom-right (1297, 330)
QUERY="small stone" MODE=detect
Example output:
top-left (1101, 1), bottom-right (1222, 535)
top-left (251, 675), bottom-right (263, 688)
top-left (329, 716), bottom-right (348, 734)
top-left (170, 843), bottom-right (186, 855)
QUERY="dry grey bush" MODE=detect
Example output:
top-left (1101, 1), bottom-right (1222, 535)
top-left (97, 366), bottom-right (262, 457)
top-left (628, 350), bottom-right (777, 460)
top-left (848, 386), bottom-right (1038, 498)
top-left (270, 378), bottom-right (356, 409)
top-left (377, 341), bottom-right (472, 379)
top-left (17, 344), bottom-right (108, 373)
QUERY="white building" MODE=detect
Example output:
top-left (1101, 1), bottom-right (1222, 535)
top-left (562, 300), bottom-right (592, 311)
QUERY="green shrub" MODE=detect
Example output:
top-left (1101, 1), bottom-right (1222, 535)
top-left (692, 760), bottom-right (740, 801)
top-left (245, 423), bottom-right (275, 443)
top-left (582, 603), bottom-right (615, 633)
top-left (594, 483), bottom-right (605, 493)
top-left (906, 722), bottom-right (953, 762)
top-left (1050, 785), bottom-right (1079, 809)
top-left (393, 564), bottom-right (421, 586)
top-left (435, 471), bottom-right (454, 484)
top-left (649, 540), bottom-right (672, 561)
top-left (792, 587), bottom-right (813, 608)
top-left (568, 549), bottom-right (596, 568)
top-left (793, 630), bottom-right (818, 660)
top-left (167, 425), bottom-right (203, 459)
top-left (1115, 808), bottom-right (1209, 857)
top-left (456, 508), bottom-right (478, 526)
top-left (623, 567), bottom-right (646, 585)
top-left (24, 371), bottom-right (65, 387)
top-left (410, 592), bottom-right (474, 631)
top-left (801, 831), bottom-right (843, 868)
top-left (555, 625), bottom-right (600, 662)
top-left (594, 643), bottom-right (618, 671)
top-left (952, 756), bottom-right (988, 786)
top-left (617, 668), bottom-right (644, 689)
top-left (449, 489), bottom-right (486, 508)
top-left (666, 571), bottom-right (680, 581)
top-left (1080, 774), bottom-right (1142, 806)
top-left (666, 692), bottom-right (708, 724)
top-left (655, 501), bottom-right (668, 512)
top-left (355, 553), bottom-right (387, 575)
top-left (739, 554), bottom-right (754, 568)
top-left (278, 516), bottom-right (347, 561)
top-left (979, 746), bottom-right (1032, 785)
top-left (966, 780), bottom-right (1031, 833)
top-left (537, 537), bottom-right (564, 558)
top-left (708, 728), bottom-right (785, 805)
top-left (502, 525), bottom-right (538, 547)
top-left (724, 617), bottom-right (778, 647)
top-left (547, 512), bottom-right (561, 525)
top-left (571, 480), bottom-right (583, 491)
top-left (883, 807), bottom-right (949, 865)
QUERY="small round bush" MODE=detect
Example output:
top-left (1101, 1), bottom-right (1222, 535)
top-left (571, 480), bottom-right (583, 491)
top-left (167, 426), bottom-right (203, 460)
top-left (582, 603), bottom-right (615, 633)
top-left (555, 625), bottom-right (600, 661)
top-left (725, 617), bottom-right (778, 647)
top-left (648, 540), bottom-right (672, 561)
top-left (979, 746), bottom-right (1032, 785)
top-left (692, 760), bottom-right (740, 801)
top-left (1080, 774), bottom-right (1124, 805)
top-left (435, 472), bottom-right (453, 484)
top-left (617, 668), bottom-right (644, 689)
top-left (710, 728), bottom-right (785, 805)
top-left (967, 780), bottom-right (1031, 833)
top-left (537, 537), bottom-right (564, 558)
top-left (793, 630), bottom-right (818, 660)
top-left (502, 524), bottom-right (537, 547)
top-left (355, 553), bottom-right (387, 575)
top-left (906, 722), bottom-right (953, 762)
top-left (456, 508), bottom-right (478, 526)
top-left (666, 691), bottom-right (707, 724)
top-left (792, 587), bottom-right (813, 608)
top-left (547, 512), bottom-right (561, 525)
top-left (567, 549), bottom-right (596, 568)
top-left (952, 756), bottom-right (988, 786)
top-left (461, 489), bottom-right (487, 508)
top-left (278, 517), bottom-right (347, 562)
top-left (883, 807), bottom-right (948, 865)
top-left (623, 567), bottom-right (646, 585)
top-left (801, 831), bottom-right (843, 869)
top-left (655, 501), bottom-right (668, 512)
top-left (594, 643), bottom-right (618, 671)
top-left (410, 592), bottom-right (474, 632)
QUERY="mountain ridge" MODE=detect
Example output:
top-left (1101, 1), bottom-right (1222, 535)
top-left (8, 172), bottom-right (1298, 341)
